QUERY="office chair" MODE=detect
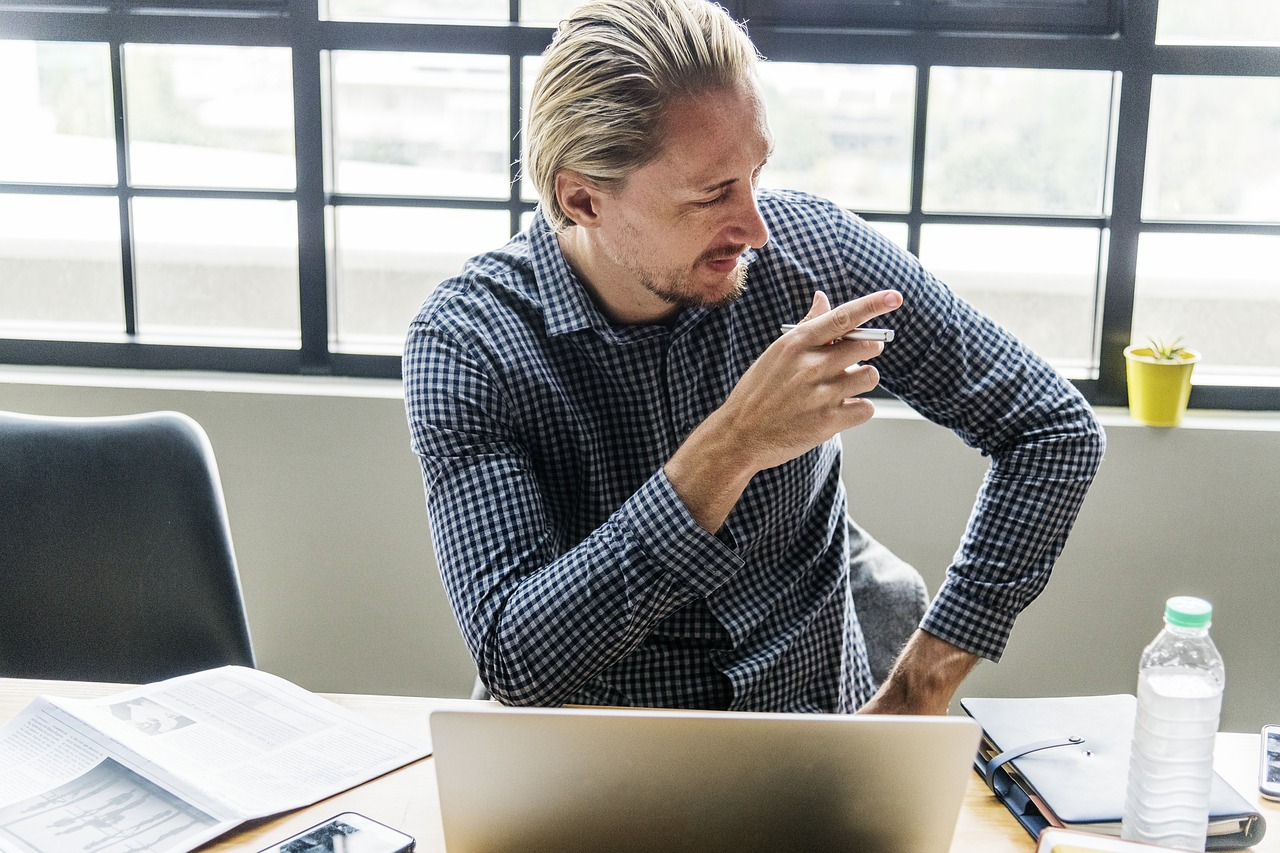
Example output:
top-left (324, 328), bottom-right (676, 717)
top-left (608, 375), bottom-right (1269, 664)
top-left (0, 409), bottom-right (256, 684)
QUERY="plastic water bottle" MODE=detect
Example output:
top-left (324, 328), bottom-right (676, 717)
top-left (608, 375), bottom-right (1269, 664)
top-left (1120, 596), bottom-right (1225, 852)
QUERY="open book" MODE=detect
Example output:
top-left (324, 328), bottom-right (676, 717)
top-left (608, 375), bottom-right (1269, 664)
top-left (0, 666), bottom-right (431, 853)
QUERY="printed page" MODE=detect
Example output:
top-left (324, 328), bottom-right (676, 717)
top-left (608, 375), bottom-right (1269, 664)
top-left (0, 699), bottom-right (239, 853)
top-left (50, 666), bottom-right (431, 820)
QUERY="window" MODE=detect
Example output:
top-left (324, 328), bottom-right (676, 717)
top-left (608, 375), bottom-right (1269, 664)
top-left (1, 0), bottom-right (1278, 411)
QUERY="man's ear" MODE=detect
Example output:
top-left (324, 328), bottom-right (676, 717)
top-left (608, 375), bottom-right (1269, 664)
top-left (555, 170), bottom-right (604, 228)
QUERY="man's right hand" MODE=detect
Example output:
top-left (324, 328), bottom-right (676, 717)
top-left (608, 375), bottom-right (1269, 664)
top-left (665, 289), bottom-right (903, 532)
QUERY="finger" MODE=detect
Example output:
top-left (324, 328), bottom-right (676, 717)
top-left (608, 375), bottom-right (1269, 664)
top-left (837, 363), bottom-right (881, 402)
top-left (801, 290), bottom-right (901, 346)
top-left (801, 290), bottom-right (831, 323)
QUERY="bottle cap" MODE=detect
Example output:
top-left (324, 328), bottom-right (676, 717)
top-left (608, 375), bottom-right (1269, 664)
top-left (1164, 595), bottom-right (1212, 629)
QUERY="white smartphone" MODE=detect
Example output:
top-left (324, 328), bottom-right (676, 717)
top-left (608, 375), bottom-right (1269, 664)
top-left (778, 324), bottom-right (895, 342)
top-left (257, 812), bottom-right (415, 853)
top-left (1261, 725), bottom-right (1280, 802)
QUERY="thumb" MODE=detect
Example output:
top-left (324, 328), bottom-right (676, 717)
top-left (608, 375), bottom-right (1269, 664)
top-left (803, 290), bottom-right (831, 322)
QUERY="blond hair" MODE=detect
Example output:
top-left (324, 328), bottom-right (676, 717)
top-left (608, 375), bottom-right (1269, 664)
top-left (526, 0), bottom-right (760, 232)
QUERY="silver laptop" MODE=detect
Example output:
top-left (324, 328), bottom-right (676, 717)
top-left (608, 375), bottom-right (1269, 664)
top-left (430, 706), bottom-right (981, 853)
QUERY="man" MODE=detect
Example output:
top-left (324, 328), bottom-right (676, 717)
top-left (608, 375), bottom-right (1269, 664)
top-left (403, 0), bottom-right (1104, 714)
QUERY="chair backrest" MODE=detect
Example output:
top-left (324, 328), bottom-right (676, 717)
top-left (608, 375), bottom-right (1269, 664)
top-left (0, 410), bottom-right (256, 683)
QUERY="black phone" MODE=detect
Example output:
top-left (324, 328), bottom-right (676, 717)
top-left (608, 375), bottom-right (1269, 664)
top-left (256, 812), bottom-right (415, 853)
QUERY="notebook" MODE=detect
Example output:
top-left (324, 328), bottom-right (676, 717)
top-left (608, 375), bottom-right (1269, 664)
top-left (429, 706), bottom-right (982, 853)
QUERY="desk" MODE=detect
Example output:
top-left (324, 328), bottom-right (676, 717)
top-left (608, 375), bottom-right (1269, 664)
top-left (1, 678), bottom-right (1274, 852)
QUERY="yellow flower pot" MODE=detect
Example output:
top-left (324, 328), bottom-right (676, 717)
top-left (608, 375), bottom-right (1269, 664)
top-left (1124, 345), bottom-right (1200, 427)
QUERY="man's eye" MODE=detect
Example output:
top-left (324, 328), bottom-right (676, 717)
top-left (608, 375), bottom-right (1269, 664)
top-left (697, 194), bottom-right (727, 207)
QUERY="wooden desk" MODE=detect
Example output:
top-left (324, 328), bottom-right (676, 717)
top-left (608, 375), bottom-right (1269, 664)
top-left (1, 678), bottom-right (1274, 852)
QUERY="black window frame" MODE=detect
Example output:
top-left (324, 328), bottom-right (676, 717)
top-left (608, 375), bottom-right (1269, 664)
top-left (1, 0), bottom-right (1278, 411)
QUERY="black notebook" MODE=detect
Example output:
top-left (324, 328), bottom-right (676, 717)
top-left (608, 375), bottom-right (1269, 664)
top-left (961, 694), bottom-right (1266, 850)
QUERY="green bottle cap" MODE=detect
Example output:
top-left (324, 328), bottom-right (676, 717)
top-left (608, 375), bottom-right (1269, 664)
top-left (1165, 596), bottom-right (1212, 629)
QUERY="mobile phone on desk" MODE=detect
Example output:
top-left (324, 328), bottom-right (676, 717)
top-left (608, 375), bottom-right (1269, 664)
top-left (1261, 724), bottom-right (1280, 801)
top-left (256, 812), bottom-right (414, 853)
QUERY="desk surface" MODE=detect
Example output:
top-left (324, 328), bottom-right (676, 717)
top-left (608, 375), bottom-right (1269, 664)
top-left (1, 677), bottom-right (1274, 853)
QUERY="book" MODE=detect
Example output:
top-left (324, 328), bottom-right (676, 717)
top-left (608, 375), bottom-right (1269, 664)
top-left (0, 666), bottom-right (431, 853)
top-left (1037, 827), bottom-right (1189, 852)
top-left (961, 694), bottom-right (1266, 850)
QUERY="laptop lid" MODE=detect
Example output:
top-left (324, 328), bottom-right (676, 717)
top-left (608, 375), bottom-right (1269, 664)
top-left (430, 706), bottom-right (981, 853)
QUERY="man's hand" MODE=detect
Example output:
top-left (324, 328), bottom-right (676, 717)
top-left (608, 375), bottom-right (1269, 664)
top-left (857, 629), bottom-right (980, 716)
top-left (665, 289), bottom-right (902, 532)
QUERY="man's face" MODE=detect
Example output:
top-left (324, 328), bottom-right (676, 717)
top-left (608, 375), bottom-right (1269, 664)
top-left (588, 81), bottom-right (773, 316)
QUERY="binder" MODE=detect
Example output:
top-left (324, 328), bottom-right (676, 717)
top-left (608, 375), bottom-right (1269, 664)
top-left (960, 694), bottom-right (1266, 850)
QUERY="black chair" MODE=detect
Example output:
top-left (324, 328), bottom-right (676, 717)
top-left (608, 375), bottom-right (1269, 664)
top-left (0, 410), bottom-right (255, 683)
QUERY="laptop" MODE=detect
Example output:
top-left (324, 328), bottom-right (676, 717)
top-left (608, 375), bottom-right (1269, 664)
top-left (429, 706), bottom-right (981, 853)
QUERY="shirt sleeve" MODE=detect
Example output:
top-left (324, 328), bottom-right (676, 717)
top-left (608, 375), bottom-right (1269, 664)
top-left (831, 209), bottom-right (1106, 661)
top-left (403, 320), bottom-right (743, 706)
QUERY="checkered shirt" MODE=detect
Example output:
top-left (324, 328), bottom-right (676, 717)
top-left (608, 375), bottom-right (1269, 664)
top-left (403, 189), bottom-right (1105, 712)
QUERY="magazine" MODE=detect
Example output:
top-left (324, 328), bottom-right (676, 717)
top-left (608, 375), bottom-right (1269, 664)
top-left (0, 666), bottom-right (431, 853)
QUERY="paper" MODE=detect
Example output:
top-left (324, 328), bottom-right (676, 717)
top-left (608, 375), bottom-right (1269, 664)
top-left (0, 666), bottom-right (430, 853)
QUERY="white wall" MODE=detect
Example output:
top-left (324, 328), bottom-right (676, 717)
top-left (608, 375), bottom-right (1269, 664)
top-left (3, 368), bottom-right (1277, 732)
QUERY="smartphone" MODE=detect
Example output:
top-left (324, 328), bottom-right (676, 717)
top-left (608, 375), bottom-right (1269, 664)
top-left (778, 324), bottom-right (895, 342)
top-left (257, 812), bottom-right (415, 853)
top-left (1261, 725), bottom-right (1280, 802)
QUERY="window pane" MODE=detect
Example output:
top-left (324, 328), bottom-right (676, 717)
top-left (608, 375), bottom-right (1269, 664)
top-left (1134, 233), bottom-right (1280, 377)
top-left (321, 0), bottom-right (506, 22)
top-left (330, 51), bottom-right (510, 199)
top-left (132, 197), bottom-right (300, 345)
top-left (1156, 0), bottom-right (1280, 46)
top-left (758, 63), bottom-right (915, 213)
top-left (0, 194), bottom-right (123, 339)
top-left (1144, 76), bottom-right (1280, 223)
top-left (868, 220), bottom-right (909, 252)
top-left (0, 41), bottom-right (116, 186)
top-left (923, 67), bottom-right (1113, 216)
top-left (520, 55), bottom-right (541, 203)
top-left (521, 0), bottom-right (579, 25)
top-left (919, 224), bottom-right (1100, 370)
top-left (123, 44), bottom-right (295, 191)
top-left (331, 206), bottom-right (510, 353)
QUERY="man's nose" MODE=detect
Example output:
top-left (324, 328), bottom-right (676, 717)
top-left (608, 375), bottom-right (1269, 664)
top-left (730, 193), bottom-right (769, 249)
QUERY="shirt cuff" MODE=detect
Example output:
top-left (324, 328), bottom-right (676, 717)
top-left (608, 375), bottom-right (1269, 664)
top-left (920, 576), bottom-right (1019, 662)
top-left (614, 468), bottom-right (744, 598)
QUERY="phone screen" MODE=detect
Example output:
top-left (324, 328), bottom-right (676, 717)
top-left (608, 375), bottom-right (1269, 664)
top-left (264, 813), bottom-right (414, 853)
top-left (1266, 729), bottom-right (1280, 786)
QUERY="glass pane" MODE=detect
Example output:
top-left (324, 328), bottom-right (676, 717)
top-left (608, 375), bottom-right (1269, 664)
top-left (1134, 232), bottom-right (1280, 377)
top-left (521, 0), bottom-right (580, 24)
top-left (520, 55), bottom-right (541, 203)
top-left (321, 0), bottom-right (506, 22)
top-left (1156, 0), bottom-right (1280, 46)
top-left (919, 224), bottom-right (1100, 370)
top-left (0, 41), bottom-right (116, 185)
top-left (123, 44), bottom-right (295, 191)
top-left (1144, 76), bottom-right (1280, 223)
top-left (131, 197), bottom-right (300, 346)
top-left (868, 220), bottom-right (909, 252)
top-left (0, 194), bottom-right (123, 339)
top-left (758, 62), bottom-right (916, 213)
top-left (330, 51), bottom-right (510, 199)
top-left (332, 206), bottom-right (510, 353)
top-left (923, 67), bottom-right (1113, 216)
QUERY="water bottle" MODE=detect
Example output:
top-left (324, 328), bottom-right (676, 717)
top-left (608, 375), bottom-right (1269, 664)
top-left (1120, 596), bottom-right (1225, 852)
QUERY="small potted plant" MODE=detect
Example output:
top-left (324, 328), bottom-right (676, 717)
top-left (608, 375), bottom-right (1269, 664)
top-left (1123, 335), bottom-right (1201, 427)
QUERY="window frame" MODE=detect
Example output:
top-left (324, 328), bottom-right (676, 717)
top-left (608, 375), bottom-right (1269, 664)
top-left (0, 0), bottom-right (1278, 411)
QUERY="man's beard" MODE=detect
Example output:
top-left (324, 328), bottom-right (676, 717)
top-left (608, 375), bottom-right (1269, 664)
top-left (640, 255), bottom-right (750, 312)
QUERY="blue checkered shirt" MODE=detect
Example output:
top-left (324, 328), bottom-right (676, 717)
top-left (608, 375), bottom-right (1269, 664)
top-left (403, 189), bottom-right (1104, 712)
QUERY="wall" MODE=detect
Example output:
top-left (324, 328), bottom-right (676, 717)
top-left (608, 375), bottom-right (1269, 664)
top-left (3, 368), bottom-right (1277, 732)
